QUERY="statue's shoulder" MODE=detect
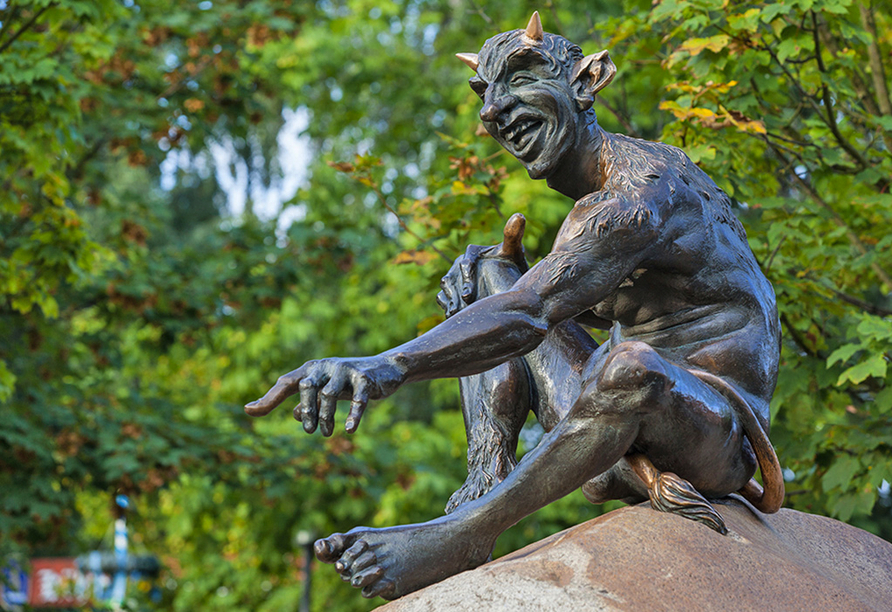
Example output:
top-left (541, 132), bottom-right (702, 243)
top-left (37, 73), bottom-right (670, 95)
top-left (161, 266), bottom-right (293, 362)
top-left (597, 132), bottom-right (748, 242)
top-left (600, 132), bottom-right (695, 191)
top-left (560, 187), bottom-right (661, 247)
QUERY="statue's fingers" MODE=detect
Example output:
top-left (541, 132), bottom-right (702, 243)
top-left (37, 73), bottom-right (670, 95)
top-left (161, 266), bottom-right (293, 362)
top-left (435, 290), bottom-right (448, 313)
top-left (319, 372), bottom-right (348, 437)
top-left (497, 213), bottom-right (527, 268)
top-left (351, 565), bottom-right (384, 589)
top-left (299, 378), bottom-right (322, 433)
top-left (345, 380), bottom-right (370, 433)
top-left (244, 365), bottom-right (308, 416)
top-left (437, 287), bottom-right (460, 317)
top-left (459, 250), bottom-right (481, 302)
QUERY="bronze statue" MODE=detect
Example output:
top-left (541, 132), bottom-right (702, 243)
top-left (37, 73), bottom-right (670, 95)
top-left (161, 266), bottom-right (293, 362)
top-left (246, 12), bottom-right (784, 600)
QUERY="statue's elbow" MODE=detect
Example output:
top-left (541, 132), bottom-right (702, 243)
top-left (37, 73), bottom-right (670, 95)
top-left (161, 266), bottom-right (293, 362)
top-left (504, 290), bottom-right (549, 337)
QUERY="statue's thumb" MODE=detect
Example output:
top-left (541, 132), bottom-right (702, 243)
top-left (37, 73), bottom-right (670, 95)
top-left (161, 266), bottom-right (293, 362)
top-left (498, 213), bottom-right (526, 267)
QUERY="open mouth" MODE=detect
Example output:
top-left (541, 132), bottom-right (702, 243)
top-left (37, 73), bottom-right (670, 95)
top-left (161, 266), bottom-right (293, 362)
top-left (502, 118), bottom-right (543, 155)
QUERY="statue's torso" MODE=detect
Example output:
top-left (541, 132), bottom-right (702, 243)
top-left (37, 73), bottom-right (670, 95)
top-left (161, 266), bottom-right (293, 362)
top-left (555, 133), bottom-right (780, 404)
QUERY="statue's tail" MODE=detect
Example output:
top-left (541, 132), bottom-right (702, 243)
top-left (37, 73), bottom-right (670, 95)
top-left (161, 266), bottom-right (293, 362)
top-left (627, 454), bottom-right (729, 534)
top-left (687, 369), bottom-right (785, 514)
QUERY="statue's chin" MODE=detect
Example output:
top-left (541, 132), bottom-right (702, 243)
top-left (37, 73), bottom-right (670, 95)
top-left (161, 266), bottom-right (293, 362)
top-left (525, 163), bottom-right (549, 180)
top-left (523, 145), bottom-right (563, 181)
top-left (520, 145), bottom-right (553, 180)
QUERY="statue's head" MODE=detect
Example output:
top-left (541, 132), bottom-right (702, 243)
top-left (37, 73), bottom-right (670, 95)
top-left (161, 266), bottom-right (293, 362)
top-left (457, 12), bottom-right (616, 180)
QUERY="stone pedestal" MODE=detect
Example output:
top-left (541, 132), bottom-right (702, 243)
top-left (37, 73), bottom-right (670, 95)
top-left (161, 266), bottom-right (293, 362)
top-left (377, 498), bottom-right (892, 611)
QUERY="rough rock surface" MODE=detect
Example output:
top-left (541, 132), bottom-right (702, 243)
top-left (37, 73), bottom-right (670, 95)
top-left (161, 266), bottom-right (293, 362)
top-left (377, 498), bottom-right (892, 611)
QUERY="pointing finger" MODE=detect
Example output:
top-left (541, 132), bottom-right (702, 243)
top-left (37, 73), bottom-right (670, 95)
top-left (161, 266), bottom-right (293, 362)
top-left (315, 533), bottom-right (354, 563)
top-left (245, 366), bottom-right (307, 416)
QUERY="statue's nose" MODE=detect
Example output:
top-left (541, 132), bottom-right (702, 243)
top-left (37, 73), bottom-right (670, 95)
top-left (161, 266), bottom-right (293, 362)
top-left (480, 91), bottom-right (513, 123)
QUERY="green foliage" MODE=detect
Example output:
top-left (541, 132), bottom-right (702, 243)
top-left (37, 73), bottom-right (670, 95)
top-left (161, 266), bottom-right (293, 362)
top-left (1, 0), bottom-right (890, 610)
top-left (626, 0), bottom-right (892, 526)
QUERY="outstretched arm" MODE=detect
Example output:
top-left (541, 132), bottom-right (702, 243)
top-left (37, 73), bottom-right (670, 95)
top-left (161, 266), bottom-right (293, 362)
top-left (246, 197), bottom-right (661, 434)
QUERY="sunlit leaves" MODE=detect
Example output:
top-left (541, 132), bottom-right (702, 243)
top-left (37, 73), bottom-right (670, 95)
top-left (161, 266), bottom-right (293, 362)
top-left (644, 0), bottom-right (892, 527)
top-left (3, 1), bottom-right (892, 609)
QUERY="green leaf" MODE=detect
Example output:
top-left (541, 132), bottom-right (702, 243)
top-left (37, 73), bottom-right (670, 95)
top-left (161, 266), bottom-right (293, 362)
top-left (874, 386), bottom-right (892, 414)
top-left (777, 38), bottom-right (800, 63)
top-left (761, 3), bottom-right (795, 22)
top-left (856, 316), bottom-right (892, 342)
top-left (822, 455), bottom-right (860, 492)
top-left (0, 360), bottom-right (16, 402)
top-left (838, 354), bottom-right (888, 385)
top-left (827, 343), bottom-right (860, 367)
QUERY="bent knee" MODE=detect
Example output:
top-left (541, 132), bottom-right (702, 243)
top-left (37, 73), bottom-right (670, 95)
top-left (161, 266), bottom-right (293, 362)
top-left (598, 342), bottom-right (671, 393)
top-left (572, 342), bottom-right (672, 417)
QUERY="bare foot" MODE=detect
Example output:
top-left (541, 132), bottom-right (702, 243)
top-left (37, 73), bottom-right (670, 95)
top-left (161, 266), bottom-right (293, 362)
top-left (315, 515), bottom-right (496, 599)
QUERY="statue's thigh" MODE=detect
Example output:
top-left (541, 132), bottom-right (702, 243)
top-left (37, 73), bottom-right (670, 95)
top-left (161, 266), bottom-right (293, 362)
top-left (579, 341), bottom-right (755, 497)
top-left (641, 370), bottom-right (754, 496)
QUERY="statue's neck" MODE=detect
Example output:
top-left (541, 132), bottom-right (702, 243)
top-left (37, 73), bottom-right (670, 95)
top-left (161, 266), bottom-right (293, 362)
top-left (546, 119), bottom-right (608, 201)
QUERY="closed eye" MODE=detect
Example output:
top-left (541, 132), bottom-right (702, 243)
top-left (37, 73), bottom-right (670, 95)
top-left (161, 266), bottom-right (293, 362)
top-left (510, 73), bottom-right (536, 87)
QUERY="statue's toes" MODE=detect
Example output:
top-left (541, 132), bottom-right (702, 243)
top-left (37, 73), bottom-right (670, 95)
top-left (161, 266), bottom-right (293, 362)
top-left (315, 532), bottom-right (354, 563)
top-left (361, 576), bottom-right (397, 600)
top-left (334, 540), bottom-right (371, 578)
top-left (350, 564), bottom-right (384, 588)
top-left (349, 550), bottom-right (377, 573)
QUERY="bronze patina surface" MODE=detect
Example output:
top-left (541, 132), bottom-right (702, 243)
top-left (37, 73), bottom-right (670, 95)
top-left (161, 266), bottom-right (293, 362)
top-left (246, 12), bottom-right (784, 600)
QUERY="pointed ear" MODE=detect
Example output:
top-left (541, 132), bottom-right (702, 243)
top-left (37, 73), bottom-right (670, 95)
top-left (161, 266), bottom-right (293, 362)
top-left (570, 50), bottom-right (617, 112)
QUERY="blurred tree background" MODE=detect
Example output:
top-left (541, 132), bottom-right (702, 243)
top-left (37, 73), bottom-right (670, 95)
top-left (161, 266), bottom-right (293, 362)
top-left (1, 0), bottom-right (890, 610)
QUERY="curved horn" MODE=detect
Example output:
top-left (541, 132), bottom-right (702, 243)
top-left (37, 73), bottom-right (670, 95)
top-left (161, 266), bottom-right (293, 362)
top-left (455, 53), bottom-right (479, 71)
top-left (524, 11), bottom-right (544, 42)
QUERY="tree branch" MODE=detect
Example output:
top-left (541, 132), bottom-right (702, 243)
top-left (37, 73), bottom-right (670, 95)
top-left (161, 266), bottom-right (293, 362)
top-left (810, 12), bottom-right (872, 171)
top-left (597, 96), bottom-right (641, 139)
top-left (822, 285), bottom-right (892, 318)
top-left (762, 33), bottom-right (871, 171)
top-left (345, 175), bottom-right (451, 264)
top-left (766, 140), bottom-right (892, 289)
top-left (780, 312), bottom-right (821, 359)
top-left (817, 19), bottom-right (881, 115)
top-left (66, 136), bottom-right (108, 182)
top-left (0, 3), bottom-right (56, 56)
top-left (859, 2), bottom-right (892, 117)
top-left (0, 5), bottom-right (23, 43)
top-left (544, 0), bottom-right (566, 38)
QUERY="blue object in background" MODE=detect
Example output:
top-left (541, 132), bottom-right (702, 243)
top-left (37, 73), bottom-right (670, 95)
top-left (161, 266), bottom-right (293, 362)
top-left (1, 562), bottom-right (29, 607)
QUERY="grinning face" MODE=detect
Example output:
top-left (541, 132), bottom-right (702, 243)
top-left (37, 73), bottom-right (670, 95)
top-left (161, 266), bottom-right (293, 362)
top-left (472, 46), bottom-right (583, 180)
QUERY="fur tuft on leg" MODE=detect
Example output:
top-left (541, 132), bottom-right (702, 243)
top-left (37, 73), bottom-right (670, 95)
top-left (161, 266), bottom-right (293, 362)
top-left (445, 415), bottom-right (518, 514)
